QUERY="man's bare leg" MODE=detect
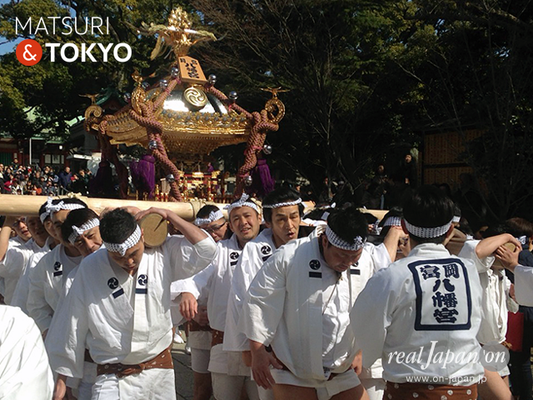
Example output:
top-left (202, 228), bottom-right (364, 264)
top-left (193, 371), bottom-right (212, 400)
top-left (272, 383), bottom-right (369, 400)
top-left (478, 369), bottom-right (513, 400)
top-left (331, 384), bottom-right (369, 400)
top-left (272, 384), bottom-right (318, 400)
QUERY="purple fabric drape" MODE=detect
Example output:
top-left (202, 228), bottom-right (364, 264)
top-left (250, 158), bottom-right (275, 198)
top-left (130, 155), bottom-right (156, 199)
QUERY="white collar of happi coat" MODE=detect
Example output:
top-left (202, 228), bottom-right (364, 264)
top-left (218, 233), bottom-right (241, 253)
top-left (222, 234), bottom-right (242, 266)
top-left (104, 250), bottom-right (150, 303)
top-left (407, 242), bottom-right (450, 258)
top-left (10, 236), bottom-right (27, 247)
top-left (247, 228), bottom-right (276, 261)
top-left (43, 236), bottom-right (55, 251)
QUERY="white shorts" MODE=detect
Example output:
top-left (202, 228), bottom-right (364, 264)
top-left (211, 372), bottom-right (260, 400)
top-left (360, 377), bottom-right (385, 400)
top-left (91, 368), bottom-right (175, 400)
top-left (497, 364), bottom-right (510, 377)
top-left (208, 344), bottom-right (250, 376)
top-left (191, 348), bottom-right (211, 374)
top-left (188, 331), bottom-right (212, 350)
top-left (271, 368), bottom-right (360, 400)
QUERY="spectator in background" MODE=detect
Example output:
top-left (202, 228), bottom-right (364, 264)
top-left (399, 154), bottom-right (417, 188)
top-left (4, 174), bottom-right (13, 194)
top-left (58, 166), bottom-right (71, 190)
top-left (44, 180), bottom-right (59, 197)
top-left (31, 170), bottom-right (41, 186)
top-left (11, 179), bottom-right (23, 195)
top-left (70, 173), bottom-right (88, 195)
top-left (318, 177), bottom-right (333, 205)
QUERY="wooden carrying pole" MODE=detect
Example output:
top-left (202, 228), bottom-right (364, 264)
top-left (0, 194), bottom-right (219, 221)
top-left (0, 194), bottom-right (388, 221)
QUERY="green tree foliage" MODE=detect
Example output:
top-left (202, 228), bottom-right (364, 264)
top-left (194, 0), bottom-right (429, 197)
top-left (404, 0), bottom-right (533, 221)
top-left (196, 0), bottom-right (533, 218)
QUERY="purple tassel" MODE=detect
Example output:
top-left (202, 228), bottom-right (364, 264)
top-left (250, 158), bottom-right (275, 198)
top-left (130, 155), bottom-right (156, 199)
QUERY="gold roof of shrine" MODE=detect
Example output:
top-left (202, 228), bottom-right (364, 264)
top-left (101, 83), bottom-right (251, 159)
top-left (83, 8), bottom-right (273, 161)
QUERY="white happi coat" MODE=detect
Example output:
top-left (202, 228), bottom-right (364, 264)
top-left (0, 305), bottom-right (54, 400)
top-left (513, 264), bottom-right (533, 306)
top-left (224, 228), bottom-right (276, 352)
top-left (459, 240), bottom-right (518, 344)
top-left (27, 244), bottom-right (83, 332)
top-left (351, 243), bottom-right (484, 385)
top-left (171, 234), bottom-right (245, 375)
top-left (241, 234), bottom-right (385, 381)
top-left (171, 234), bottom-right (241, 333)
top-left (46, 235), bottom-right (216, 382)
top-left (11, 237), bottom-right (54, 313)
top-left (0, 237), bottom-right (42, 304)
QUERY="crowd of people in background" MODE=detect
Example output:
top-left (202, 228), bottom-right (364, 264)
top-left (0, 160), bottom-right (93, 197)
top-left (0, 154), bottom-right (491, 239)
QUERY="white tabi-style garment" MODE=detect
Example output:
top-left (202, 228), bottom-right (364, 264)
top-left (171, 234), bottom-right (247, 375)
top-left (47, 235), bottom-right (216, 400)
top-left (351, 243), bottom-right (484, 386)
top-left (0, 237), bottom-right (42, 305)
top-left (0, 305), bottom-right (54, 400)
top-left (11, 237), bottom-right (55, 313)
top-left (27, 244), bottom-right (82, 333)
top-left (241, 233), bottom-right (385, 386)
top-left (459, 240), bottom-right (519, 346)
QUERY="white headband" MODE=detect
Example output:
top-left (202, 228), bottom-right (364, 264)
top-left (45, 197), bottom-right (85, 217)
top-left (103, 225), bottom-right (141, 256)
top-left (68, 218), bottom-right (100, 244)
top-left (325, 225), bottom-right (366, 251)
top-left (403, 219), bottom-right (452, 238)
top-left (224, 193), bottom-right (260, 215)
top-left (262, 198), bottom-right (302, 209)
top-left (383, 216), bottom-right (402, 227)
top-left (40, 197), bottom-right (54, 223)
top-left (452, 216), bottom-right (461, 223)
top-left (194, 210), bottom-right (224, 226)
top-left (517, 235), bottom-right (528, 246)
top-left (370, 222), bottom-right (382, 235)
top-left (40, 209), bottom-right (51, 224)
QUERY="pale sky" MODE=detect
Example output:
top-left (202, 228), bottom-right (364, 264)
top-left (0, 0), bottom-right (20, 55)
